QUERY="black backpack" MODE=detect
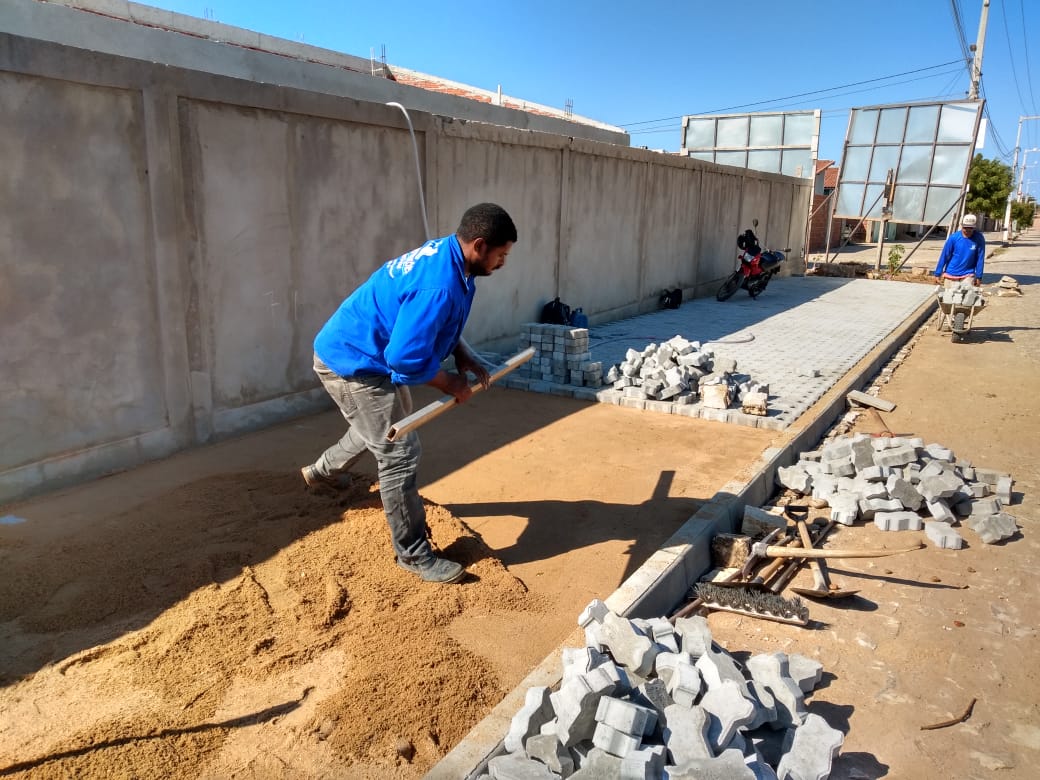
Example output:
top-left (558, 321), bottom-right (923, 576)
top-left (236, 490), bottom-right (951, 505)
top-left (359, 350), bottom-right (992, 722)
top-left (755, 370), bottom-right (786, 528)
top-left (660, 288), bottom-right (682, 309)
top-left (540, 297), bottom-right (571, 325)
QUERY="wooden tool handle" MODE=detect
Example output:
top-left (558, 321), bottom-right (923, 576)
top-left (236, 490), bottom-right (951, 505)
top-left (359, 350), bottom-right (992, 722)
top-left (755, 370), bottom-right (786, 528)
top-left (386, 348), bottom-right (535, 441)
top-left (757, 542), bottom-right (924, 559)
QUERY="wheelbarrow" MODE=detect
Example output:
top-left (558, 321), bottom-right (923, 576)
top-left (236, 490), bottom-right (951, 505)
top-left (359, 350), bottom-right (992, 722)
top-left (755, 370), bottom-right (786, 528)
top-left (935, 280), bottom-right (984, 343)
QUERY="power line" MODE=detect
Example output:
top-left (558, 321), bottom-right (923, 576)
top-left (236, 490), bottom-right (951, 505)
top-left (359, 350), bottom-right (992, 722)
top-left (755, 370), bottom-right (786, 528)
top-left (1020, 0), bottom-right (1040, 115)
top-left (1000, 0), bottom-right (1031, 113)
top-left (618, 60), bottom-right (964, 128)
top-left (626, 68), bottom-right (965, 136)
top-left (948, 0), bottom-right (972, 64)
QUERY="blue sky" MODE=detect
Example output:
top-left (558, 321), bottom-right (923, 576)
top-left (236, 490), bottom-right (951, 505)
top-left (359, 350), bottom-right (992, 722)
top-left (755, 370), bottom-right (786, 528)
top-left (137, 0), bottom-right (1040, 195)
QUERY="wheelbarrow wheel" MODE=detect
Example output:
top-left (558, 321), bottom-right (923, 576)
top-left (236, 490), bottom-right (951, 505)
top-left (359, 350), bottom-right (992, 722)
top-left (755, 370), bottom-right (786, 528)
top-left (952, 311), bottom-right (966, 342)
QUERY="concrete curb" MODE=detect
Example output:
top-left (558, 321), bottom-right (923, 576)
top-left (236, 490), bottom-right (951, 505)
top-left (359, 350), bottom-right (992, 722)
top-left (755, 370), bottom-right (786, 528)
top-left (427, 293), bottom-right (938, 779)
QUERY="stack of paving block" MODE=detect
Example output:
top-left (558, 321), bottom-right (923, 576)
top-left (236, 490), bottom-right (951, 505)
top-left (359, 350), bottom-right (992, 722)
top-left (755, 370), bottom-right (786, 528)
top-left (516, 323), bottom-right (604, 388)
top-left (483, 600), bottom-right (841, 780)
top-left (775, 434), bottom-right (1017, 548)
top-left (605, 337), bottom-right (769, 415)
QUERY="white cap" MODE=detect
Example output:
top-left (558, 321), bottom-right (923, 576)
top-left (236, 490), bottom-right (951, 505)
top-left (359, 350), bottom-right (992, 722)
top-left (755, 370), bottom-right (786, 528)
top-left (961, 214), bottom-right (977, 228)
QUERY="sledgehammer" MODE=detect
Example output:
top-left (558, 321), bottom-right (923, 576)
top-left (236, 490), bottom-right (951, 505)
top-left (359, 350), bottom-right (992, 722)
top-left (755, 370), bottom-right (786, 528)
top-left (386, 347), bottom-right (535, 442)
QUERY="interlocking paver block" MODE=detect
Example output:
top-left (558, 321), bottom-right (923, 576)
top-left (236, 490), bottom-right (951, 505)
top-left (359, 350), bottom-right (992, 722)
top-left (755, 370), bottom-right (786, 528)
top-left (551, 666), bottom-right (621, 747)
top-left (775, 712), bottom-right (844, 780)
top-left (924, 443), bottom-right (954, 462)
top-left (595, 696), bottom-right (657, 737)
top-left (488, 752), bottom-right (561, 780)
top-left (828, 492), bottom-right (860, 525)
top-left (785, 655), bottom-right (824, 694)
top-left (696, 645), bottom-right (752, 699)
top-left (873, 510), bottom-right (923, 531)
top-left (647, 617), bottom-right (680, 653)
top-left (600, 612), bottom-right (659, 677)
top-left (994, 474), bottom-right (1010, 503)
top-left (619, 745), bottom-right (666, 780)
top-left (666, 659), bottom-right (703, 708)
top-left (821, 440), bottom-right (852, 461)
top-left (700, 679), bottom-right (757, 751)
top-left (505, 686), bottom-right (555, 753)
top-left (925, 498), bottom-right (955, 523)
top-left (886, 475), bottom-right (924, 511)
top-left (592, 721), bottom-right (641, 758)
top-left (967, 512), bottom-right (1018, 544)
top-left (918, 473), bottom-right (964, 501)
top-left (746, 679), bottom-right (778, 730)
top-left (661, 704), bottom-right (712, 765)
top-left (665, 748), bottom-right (757, 779)
top-left (850, 438), bottom-right (875, 470)
top-left (673, 615), bottom-right (713, 658)
top-left (746, 654), bottom-right (807, 729)
top-left (568, 747), bottom-right (622, 778)
top-left (811, 475), bottom-right (837, 502)
top-left (970, 497), bottom-right (1002, 516)
top-left (873, 445), bottom-right (917, 468)
top-left (777, 465), bottom-right (812, 494)
top-left (924, 521), bottom-right (964, 549)
top-left (857, 464), bottom-right (883, 482)
top-left (525, 734), bottom-right (573, 777)
top-left (653, 651), bottom-right (691, 686)
top-left (578, 599), bottom-right (609, 628)
top-left (562, 646), bottom-right (609, 685)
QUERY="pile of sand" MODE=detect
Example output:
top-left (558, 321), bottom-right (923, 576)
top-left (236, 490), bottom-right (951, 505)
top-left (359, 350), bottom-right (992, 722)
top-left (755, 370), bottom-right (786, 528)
top-left (0, 471), bottom-right (547, 778)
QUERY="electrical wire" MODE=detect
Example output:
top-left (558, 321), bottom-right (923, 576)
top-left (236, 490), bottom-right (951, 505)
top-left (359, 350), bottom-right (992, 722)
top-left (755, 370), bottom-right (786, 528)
top-left (627, 68), bottom-right (966, 137)
top-left (999, 0), bottom-right (1031, 115)
top-left (1021, 0), bottom-right (1040, 115)
top-left (618, 60), bottom-right (964, 129)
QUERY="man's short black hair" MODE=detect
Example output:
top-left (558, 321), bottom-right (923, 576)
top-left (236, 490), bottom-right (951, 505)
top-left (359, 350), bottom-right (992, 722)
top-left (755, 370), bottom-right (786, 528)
top-left (457, 203), bottom-right (517, 248)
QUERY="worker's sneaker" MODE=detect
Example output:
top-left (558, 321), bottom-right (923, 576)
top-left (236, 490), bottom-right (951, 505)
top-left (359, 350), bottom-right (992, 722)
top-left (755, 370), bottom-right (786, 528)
top-left (300, 464), bottom-right (354, 490)
top-left (396, 555), bottom-right (466, 584)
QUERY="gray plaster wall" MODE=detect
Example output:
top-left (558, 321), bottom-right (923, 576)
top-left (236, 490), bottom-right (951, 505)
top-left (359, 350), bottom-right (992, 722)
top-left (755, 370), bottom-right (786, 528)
top-left (0, 23), bottom-right (810, 503)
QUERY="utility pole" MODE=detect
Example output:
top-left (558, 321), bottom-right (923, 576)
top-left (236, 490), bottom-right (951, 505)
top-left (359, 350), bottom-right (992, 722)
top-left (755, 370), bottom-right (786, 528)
top-left (1002, 116), bottom-right (1040, 245)
top-left (1017, 149), bottom-right (1040, 200)
top-left (968, 0), bottom-right (990, 100)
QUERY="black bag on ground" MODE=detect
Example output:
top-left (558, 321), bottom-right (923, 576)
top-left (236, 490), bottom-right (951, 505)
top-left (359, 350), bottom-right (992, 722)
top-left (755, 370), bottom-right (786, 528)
top-left (540, 296), bottom-right (572, 325)
top-left (660, 288), bottom-right (682, 309)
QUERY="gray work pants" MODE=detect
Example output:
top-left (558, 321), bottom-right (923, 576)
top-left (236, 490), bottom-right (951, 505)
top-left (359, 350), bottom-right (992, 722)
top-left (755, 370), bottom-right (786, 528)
top-left (312, 354), bottom-right (431, 564)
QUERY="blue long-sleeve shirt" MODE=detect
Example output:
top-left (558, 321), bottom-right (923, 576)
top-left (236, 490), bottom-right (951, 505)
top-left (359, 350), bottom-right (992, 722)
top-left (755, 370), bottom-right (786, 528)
top-left (314, 235), bottom-right (476, 385)
top-left (935, 230), bottom-right (986, 279)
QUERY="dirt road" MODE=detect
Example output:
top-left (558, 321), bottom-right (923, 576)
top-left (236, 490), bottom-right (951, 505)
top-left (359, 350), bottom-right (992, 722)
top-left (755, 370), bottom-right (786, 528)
top-left (707, 235), bottom-right (1040, 779)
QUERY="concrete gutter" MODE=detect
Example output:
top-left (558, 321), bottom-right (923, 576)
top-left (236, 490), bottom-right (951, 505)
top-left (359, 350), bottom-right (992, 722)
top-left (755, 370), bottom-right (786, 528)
top-left (427, 292), bottom-right (938, 779)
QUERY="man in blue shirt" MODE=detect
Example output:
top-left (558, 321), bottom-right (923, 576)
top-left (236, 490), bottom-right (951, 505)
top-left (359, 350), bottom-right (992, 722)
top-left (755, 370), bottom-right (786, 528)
top-left (304, 203), bottom-right (517, 584)
top-left (935, 213), bottom-right (986, 286)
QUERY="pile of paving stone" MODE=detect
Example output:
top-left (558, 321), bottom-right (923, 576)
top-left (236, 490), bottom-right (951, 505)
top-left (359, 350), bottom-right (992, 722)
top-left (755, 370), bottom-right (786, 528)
top-left (995, 275), bottom-right (1023, 297)
top-left (481, 600), bottom-right (842, 780)
top-left (776, 434), bottom-right (1017, 548)
top-left (605, 337), bottom-right (770, 415)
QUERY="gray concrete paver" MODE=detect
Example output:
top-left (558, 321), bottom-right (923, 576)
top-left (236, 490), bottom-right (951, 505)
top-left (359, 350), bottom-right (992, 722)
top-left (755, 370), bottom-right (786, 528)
top-left (498, 276), bottom-right (934, 429)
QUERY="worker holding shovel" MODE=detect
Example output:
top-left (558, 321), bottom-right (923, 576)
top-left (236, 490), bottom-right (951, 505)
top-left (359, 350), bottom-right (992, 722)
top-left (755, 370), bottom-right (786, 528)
top-left (303, 203), bottom-right (517, 584)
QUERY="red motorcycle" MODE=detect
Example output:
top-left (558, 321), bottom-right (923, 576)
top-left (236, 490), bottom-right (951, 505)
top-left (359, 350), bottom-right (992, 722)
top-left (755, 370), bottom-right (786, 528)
top-left (716, 221), bottom-right (787, 301)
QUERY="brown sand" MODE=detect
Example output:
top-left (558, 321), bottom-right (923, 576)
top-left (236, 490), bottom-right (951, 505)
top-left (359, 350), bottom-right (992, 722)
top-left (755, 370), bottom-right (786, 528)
top-left (0, 473), bottom-right (547, 778)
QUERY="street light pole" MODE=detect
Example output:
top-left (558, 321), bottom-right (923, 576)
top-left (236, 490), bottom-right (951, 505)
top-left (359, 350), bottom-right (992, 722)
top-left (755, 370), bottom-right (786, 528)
top-left (1003, 116), bottom-right (1040, 245)
top-left (1017, 149), bottom-right (1040, 200)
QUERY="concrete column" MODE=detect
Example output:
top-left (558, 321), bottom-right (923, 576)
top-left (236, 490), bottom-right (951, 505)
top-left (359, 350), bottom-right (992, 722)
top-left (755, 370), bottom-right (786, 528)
top-left (141, 85), bottom-right (196, 446)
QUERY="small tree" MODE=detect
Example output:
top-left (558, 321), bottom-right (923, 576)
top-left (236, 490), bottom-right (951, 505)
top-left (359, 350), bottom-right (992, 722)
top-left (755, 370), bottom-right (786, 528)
top-left (1011, 199), bottom-right (1036, 229)
top-left (966, 154), bottom-right (1013, 219)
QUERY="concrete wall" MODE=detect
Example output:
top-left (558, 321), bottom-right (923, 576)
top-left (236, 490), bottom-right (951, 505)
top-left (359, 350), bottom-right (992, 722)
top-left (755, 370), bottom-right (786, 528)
top-left (0, 18), bottom-right (810, 503)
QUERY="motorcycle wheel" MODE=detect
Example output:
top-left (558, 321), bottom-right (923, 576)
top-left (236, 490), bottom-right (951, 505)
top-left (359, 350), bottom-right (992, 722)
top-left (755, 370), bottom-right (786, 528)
top-left (716, 271), bottom-right (742, 302)
top-left (748, 272), bottom-right (772, 299)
